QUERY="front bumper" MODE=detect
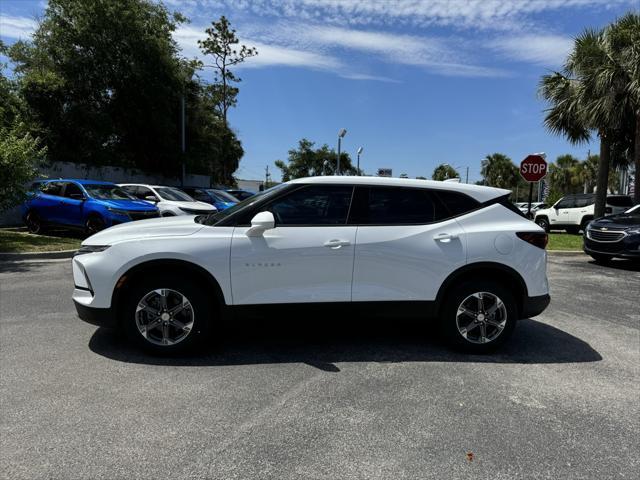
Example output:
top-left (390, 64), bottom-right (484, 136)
top-left (521, 294), bottom-right (550, 319)
top-left (74, 299), bottom-right (117, 328)
top-left (583, 236), bottom-right (640, 258)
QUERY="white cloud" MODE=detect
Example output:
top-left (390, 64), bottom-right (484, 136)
top-left (198, 0), bottom-right (635, 30)
top-left (249, 23), bottom-right (509, 77)
top-left (488, 34), bottom-right (574, 67)
top-left (0, 14), bottom-right (37, 40)
top-left (174, 25), bottom-right (342, 72)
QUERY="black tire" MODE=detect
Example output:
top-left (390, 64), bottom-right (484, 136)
top-left (535, 217), bottom-right (550, 233)
top-left (25, 210), bottom-right (44, 234)
top-left (85, 214), bottom-right (105, 236)
top-left (590, 253), bottom-right (613, 264)
top-left (122, 274), bottom-right (212, 354)
top-left (440, 280), bottom-right (517, 354)
top-left (580, 217), bottom-right (593, 233)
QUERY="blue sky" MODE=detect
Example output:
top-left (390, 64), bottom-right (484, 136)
top-left (1, 0), bottom-right (638, 182)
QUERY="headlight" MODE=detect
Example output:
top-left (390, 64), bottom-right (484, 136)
top-left (627, 228), bottom-right (640, 235)
top-left (74, 245), bottom-right (110, 256)
top-left (107, 207), bottom-right (130, 216)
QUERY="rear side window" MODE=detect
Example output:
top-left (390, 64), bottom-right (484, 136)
top-left (434, 190), bottom-right (480, 217)
top-left (349, 186), bottom-right (442, 225)
top-left (607, 196), bottom-right (633, 207)
top-left (555, 197), bottom-right (576, 209)
top-left (41, 182), bottom-right (64, 196)
top-left (575, 196), bottom-right (594, 208)
top-left (266, 185), bottom-right (353, 225)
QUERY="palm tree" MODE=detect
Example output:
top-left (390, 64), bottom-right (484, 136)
top-left (480, 153), bottom-right (518, 189)
top-left (432, 164), bottom-right (459, 181)
top-left (540, 15), bottom-right (640, 216)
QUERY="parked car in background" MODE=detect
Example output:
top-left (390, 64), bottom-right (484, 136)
top-left (517, 202), bottom-right (547, 214)
top-left (583, 204), bottom-right (640, 263)
top-left (534, 194), bottom-right (634, 233)
top-left (119, 184), bottom-right (215, 217)
top-left (180, 187), bottom-right (238, 210)
top-left (72, 176), bottom-right (549, 355)
top-left (23, 179), bottom-right (159, 235)
top-left (225, 189), bottom-right (254, 201)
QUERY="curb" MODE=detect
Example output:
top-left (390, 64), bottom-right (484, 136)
top-left (547, 250), bottom-right (585, 255)
top-left (0, 249), bottom-right (76, 261)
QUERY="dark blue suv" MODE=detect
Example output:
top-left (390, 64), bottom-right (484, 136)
top-left (22, 179), bottom-right (160, 235)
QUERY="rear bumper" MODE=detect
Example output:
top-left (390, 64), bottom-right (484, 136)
top-left (521, 294), bottom-right (550, 319)
top-left (74, 300), bottom-right (117, 328)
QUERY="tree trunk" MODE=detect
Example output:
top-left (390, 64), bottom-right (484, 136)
top-left (634, 113), bottom-right (640, 204)
top-left (594, 133), bottom-right (611, 218)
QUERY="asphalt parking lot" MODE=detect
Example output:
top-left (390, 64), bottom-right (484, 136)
top-left (1, 254), bottom-right (638, 479)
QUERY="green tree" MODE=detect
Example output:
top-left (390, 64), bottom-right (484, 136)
top-left (7, 0), bottom-right (244, 184)
top-left (198, 16), bottom-right (257, 184)
top-left (480, 153), bottom-right (518, 189)
top-left (198, 16), bottom-right (257, 127)
top-left (0, 126), bottom-right (46, 212)
top-left (540, 14), bottom-right (640, 215)
top-left (275, 139), bottom-right (358, 181)
top-left (432, 164), bottom-right (459, 181)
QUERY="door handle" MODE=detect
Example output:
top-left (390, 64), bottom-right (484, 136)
top-left (323, 239), bottom-right (350, 249)
top-left (434, 233), bottom-right (458, 242)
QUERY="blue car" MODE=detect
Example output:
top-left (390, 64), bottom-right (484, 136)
top-left (180, 187), bottom-right (238, 210)
top-left (23, 179), bottom-right (160, 235)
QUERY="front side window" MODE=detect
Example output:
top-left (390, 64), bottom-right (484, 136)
top-left (63, 182), bottom-right (84, 199)
top-left (84, 184), bottom-right (135, 200)
top-left (265, 185), bottom-right (353, 225)
top-left (349, 186), bottom-right (440, 225)
top-left (555, 197), bottom-right (576, 209)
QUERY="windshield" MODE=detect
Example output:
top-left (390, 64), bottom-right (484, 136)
top-left (84, 184), bottom-right (135, 200)
top-left (155, 187), bottom-right (194, 202)
top-left (208, 189), bottom-right (238, 203)
top-left (625, 204), bottom-right (639, 214)
top-left (197, 183), bottom-right (288, 225)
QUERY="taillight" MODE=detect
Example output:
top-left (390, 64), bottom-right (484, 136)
top-left (516, 232), bottom-right (548, 249)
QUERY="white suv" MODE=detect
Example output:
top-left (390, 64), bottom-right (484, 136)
top-left (72, 177), bottom-right (550, 354)
top-left (118, 184), bottom-right (216, 217)
top-left (534, 193), bottom-right (634, 233)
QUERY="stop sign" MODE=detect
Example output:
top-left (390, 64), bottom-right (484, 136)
top-left (520, 154), bottom-right (547, 182)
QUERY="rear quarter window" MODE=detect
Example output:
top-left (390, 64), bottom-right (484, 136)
top-left (434, 190), bottom-right (480, 218)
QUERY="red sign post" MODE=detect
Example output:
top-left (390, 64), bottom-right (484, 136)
top-left (520, 154), bottom-right (548, 217)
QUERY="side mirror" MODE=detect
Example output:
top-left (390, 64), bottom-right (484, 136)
top-left (144, 195), bottom-right (158, 203)
top-left (246, 211), bottom-right (275, 237)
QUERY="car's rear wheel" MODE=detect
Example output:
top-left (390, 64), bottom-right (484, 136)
top-left (25, 211), bottom-right (44, 234)
top-left (441, 281), bottom-right (517, 353)
top-left (85, 215), bottom-right (106, 235)
top-left (123, 274), bottom-right (211, 354)
top-left (589, 253), bottom-right (613, 264)
top-left (535, 217), bottom-right (549, 233)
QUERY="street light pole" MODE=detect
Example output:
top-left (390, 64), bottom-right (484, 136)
top-left (181, 93), bottom-right (186, 186)
top-left (337, 128), bottom-right (347, 175)
top-left (357, 146), bottom-right (363, 176)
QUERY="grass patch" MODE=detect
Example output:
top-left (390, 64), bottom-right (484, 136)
top-left (547, 232), bottom-right (583, 251)
top-left (0, 229), bottom-right (82, 253)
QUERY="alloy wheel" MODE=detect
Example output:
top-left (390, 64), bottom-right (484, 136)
top-left (135, 288), bottom-right (195, 346)
top-left (455, 292), bottom-right (508, 344)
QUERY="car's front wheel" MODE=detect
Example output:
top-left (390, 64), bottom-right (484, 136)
top-left (123, 274), bottom-right (211, 354)
top-left (85, 215), bottom-right (106, 235)
top-left (441, 281), bottom-right (517, 353)
top-left (535, 217), bottom-right (550, 233)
